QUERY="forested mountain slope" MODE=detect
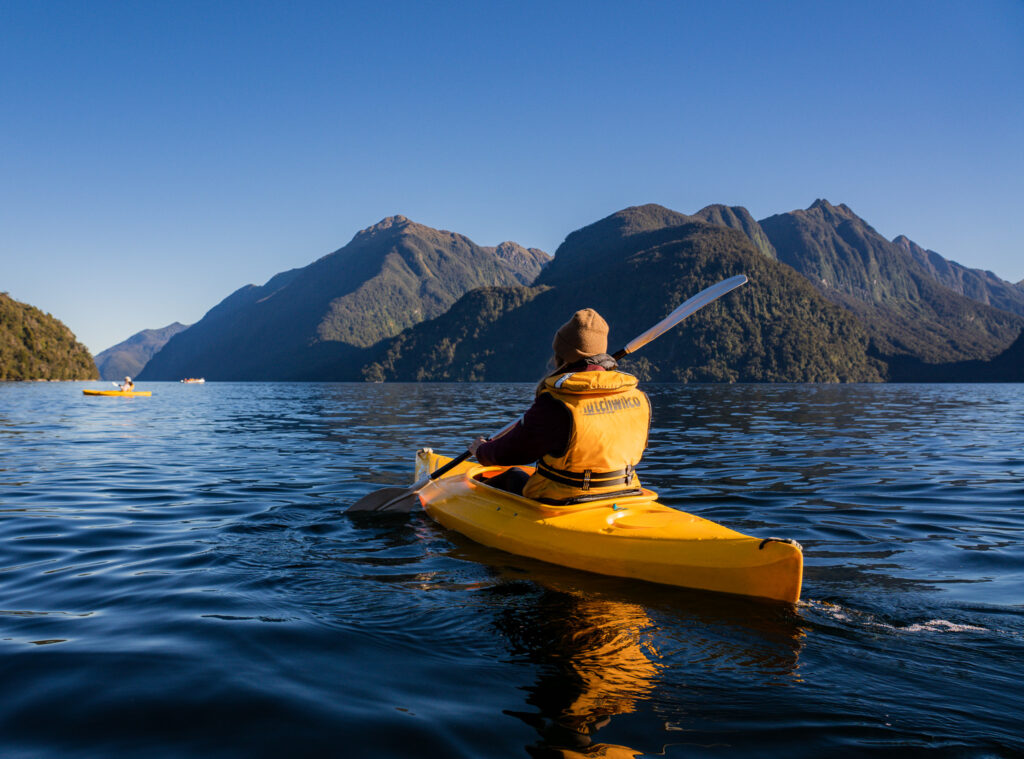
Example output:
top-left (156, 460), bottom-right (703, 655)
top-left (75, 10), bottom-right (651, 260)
top-left (1, 293), bottom-right (97, 380)
top-left (140, 216), bottom-right (548, 380)
top-left (363, 206), bottom-right (884, 383)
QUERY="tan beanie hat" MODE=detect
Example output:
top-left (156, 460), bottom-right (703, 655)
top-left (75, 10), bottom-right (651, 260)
top-left (552, 308), bottom-right (609, 363)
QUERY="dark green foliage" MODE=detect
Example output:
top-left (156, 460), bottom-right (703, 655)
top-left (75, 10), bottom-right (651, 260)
top-left (365, 209), bottom-right (884, 383)
top-left (886, 329), bottom-right (1024, 382)
top-left (362, 286), bottom-right (554, 381)
top-left (94, 322), bottom-right (189, 379)
top-left (759, 200), bottom-right (1024, 363)
top-left (0, 293), bottom-right (98, 380)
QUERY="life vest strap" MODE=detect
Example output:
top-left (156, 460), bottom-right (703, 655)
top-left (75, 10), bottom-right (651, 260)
top-left (536, 461), bottom-right (636, 490)
top-left (535, 488), bottom-right (645, 506)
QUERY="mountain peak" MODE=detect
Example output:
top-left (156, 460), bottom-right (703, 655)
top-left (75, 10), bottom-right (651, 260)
top-left (558, 204), bottom-right (694, 250)
top-left (493, 240), bottom-right (548, 258)
top-left (693, 204), bottom-right (777, 259)
top-left (495, 240), bottom-right (526, 255)
top-left (139, 213), bottom-right (543, 380)
top-left (541, 203), bottom-right (697, 283)
top-left (357, 215), bottom-right (413, 236)
top-left (94, 321), bottom-right (191, 380)
top-left (808, 198), bottom-right (856, 217)
top-left (489, 241), bottom-right (550, 284)
top-left (611, 203), bottom-right (690, 228)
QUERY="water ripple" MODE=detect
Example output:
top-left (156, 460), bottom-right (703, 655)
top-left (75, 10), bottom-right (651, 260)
top-left (0, 381), bottom-right (1021, 757)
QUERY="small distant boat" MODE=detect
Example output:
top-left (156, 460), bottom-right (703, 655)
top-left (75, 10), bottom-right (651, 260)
top-left (180, 378), bottom-right (205, 384)
top-left (83, 389), bottom-right (152, 397)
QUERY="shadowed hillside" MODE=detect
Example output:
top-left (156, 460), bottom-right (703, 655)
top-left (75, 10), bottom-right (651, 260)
top-left (758, 200), bottom-right (1024, 363)
top-left (94, 322), bottom-right (189, 379)
top-left (892, 235), bottom-right (1024, 318)
top-left (139, 216), bottom-right (548, 381)
top-left (886, 329), bottom-right (1024, 382)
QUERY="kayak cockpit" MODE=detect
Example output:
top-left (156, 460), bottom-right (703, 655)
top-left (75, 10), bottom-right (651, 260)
top-left (415, 447), bottom-right (660, 517)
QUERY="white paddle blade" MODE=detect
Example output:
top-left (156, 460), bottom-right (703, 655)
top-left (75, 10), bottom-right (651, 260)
top-left (621, 275), bottom-right (747, 356)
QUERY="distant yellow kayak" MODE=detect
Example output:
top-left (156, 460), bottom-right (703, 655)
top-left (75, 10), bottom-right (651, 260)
top-left (415, 449), bottom-right (803, 604)
top-left (83, 389), bottom-right (152, 397)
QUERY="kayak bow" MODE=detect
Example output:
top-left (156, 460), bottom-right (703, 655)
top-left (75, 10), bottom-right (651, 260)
top-left (414, 449), bottom-right (803, 604)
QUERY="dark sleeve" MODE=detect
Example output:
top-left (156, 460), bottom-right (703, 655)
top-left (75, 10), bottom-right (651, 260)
top-left (475, 393), bottom-right (570, 466)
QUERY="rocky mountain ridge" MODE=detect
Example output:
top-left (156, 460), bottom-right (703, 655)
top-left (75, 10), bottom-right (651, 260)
top-left (892, 235), bottom-right (1024, 317)
top-left (139, 217), bottom-right (550, 381)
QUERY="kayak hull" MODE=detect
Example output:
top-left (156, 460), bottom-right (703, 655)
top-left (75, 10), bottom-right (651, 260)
top-left (83, 389), bottom-right (152, 397)
top-left (415, 449), bottom-right (802, 604)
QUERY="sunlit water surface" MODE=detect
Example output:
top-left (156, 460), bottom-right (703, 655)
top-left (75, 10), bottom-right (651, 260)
top-left (1, 382), bottom-right (1021, 757)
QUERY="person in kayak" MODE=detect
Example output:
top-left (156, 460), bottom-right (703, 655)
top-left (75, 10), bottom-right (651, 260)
top-left (468, 308), bottom-right (651, 504)
top-left (119, 376), bottom-right (134, 392)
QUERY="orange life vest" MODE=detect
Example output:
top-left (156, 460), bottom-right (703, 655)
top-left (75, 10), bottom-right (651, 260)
top-left (522, 370), bottom-right (650, 504)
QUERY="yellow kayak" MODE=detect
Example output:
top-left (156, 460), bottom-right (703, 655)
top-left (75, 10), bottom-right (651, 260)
top-left (415, 449), bottom-right (803, 604)
top-left (83, 389), bottom-right (152, 397)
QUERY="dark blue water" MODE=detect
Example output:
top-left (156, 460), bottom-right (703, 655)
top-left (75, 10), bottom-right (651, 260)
top-left (2, 381), bottom-right (1021, 758)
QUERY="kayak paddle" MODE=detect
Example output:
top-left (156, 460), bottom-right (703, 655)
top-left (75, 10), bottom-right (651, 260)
top-left (347, 274), bottom-right (748, 513)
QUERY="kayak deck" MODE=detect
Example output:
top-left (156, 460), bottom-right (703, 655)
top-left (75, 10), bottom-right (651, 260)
top-left (415, 449), bottom-right (803, 603)
top-left (83, 389), bottom-right (152, 396)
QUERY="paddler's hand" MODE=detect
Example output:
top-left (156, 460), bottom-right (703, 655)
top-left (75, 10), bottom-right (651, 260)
top-left (468, 436), bottom-right (487, 456)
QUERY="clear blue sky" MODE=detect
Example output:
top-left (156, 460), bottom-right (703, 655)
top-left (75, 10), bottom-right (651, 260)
top-left (2, 0), bottom-right (1022, 354)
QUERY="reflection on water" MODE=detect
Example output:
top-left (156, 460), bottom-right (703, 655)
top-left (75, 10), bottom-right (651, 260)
top-left (499, 590), bottom-right (658, 757)
top-left (0, 381), bottom-right (1021, 757)
top-left (442, 536), bottom-right (805, 757)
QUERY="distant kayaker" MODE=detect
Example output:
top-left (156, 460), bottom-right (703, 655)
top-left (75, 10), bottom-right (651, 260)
top-left (468, 308), bottom-right (651, 503)
top-left (120, 376), bottom-right (134, 392)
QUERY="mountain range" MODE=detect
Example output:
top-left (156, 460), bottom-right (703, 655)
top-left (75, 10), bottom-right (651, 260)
top-left (110, 201), bottom-right (1024, 383)
top-left (0, 292), bottom-right (97, 380)
top-left (756, 200), bottom-right (1023, 363)
top-left (139, 217), bottom-right (550, 381)
top-left (363, 209), bottom-right (884, 382)
top-left (94, 322), bottom-right (189, 380)
top-left (892, 235), bottom-right (1024, 317)
top-left (363, 202), bottom-right (1021, 382)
